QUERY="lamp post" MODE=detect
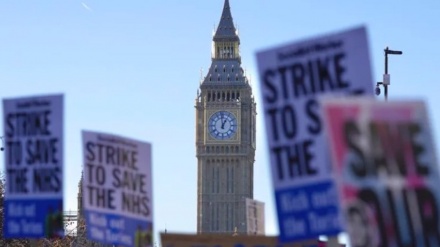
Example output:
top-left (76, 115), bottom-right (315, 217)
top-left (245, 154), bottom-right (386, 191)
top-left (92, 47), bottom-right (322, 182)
top-left (375, 47), bottom-right (403, 101)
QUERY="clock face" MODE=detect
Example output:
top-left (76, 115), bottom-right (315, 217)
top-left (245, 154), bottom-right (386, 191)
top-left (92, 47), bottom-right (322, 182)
top-left (208, 111), bottom-right (237, 140)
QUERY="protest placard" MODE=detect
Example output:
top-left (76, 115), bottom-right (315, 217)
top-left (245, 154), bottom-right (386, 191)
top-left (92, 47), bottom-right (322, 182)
top-left (160, 233), bottom-right (319, 247)
top-left (322, 98), bottom-right (440, 246)
top-left (82, 130), bottom-right (153, 247)
top-left (256, 26), bottom-right (374, 242)
top-left (3, 94), bottom-right (64, 238)
top-left (245, 198), bottom-right (265, 235)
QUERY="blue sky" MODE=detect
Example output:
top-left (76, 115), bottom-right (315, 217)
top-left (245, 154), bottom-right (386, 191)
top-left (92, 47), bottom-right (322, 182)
top-left (1, 0), bottom-right (440, 245)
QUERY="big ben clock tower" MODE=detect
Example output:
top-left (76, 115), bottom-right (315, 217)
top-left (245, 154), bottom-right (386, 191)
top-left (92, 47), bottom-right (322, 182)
top-left (195, 0), bottom-right (256, 234)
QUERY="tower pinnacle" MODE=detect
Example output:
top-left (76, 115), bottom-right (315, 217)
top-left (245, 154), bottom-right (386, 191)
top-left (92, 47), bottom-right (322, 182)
top-left (213, 0), bottom-right (239, 42)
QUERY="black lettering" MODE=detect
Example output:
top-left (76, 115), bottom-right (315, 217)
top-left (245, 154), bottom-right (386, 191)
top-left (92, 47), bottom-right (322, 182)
top-left (6, 113), bottom-right (15, 138)
top-left (130, 151), bottom-right (138, 170)
top-left (33, 167), bottom-right (61, 193)
top-left (305, 99), bottom-right (321, 135)
top-left (25, 138), bottom-right (58, 165)
top-left (266, 105), bottom-right (298, 141)
top-left (271, 140), bottom-right (316, 181)
top-left (87, 186), bottom-right (115, 209)
top-left (263, 53), bottom-right (352, 101)
top-left (408, 123), bottom-right (429, 175)
top-left (291, 63), bottom-right (307, 98)
top-left (121, 149), bottom-right (129, 167)
top-left (350, 89), bottom-right (365, 95)
top-left (122, 192), bottom-right (150, 216)
top-left (369, 121), bottom-right (426, 177)
top-left (95, 165), bottom-right (106, 185)
top-left (318, 57), bottom-right (334, 91)
top-left (344, 120), bottom-right (367, 178)
top-left (287, 143), bottom-right (302, 177)
top-left (86, 142), bottom-right (138, 169)
top-left (97, 143), bottom-right (104, 163)
top-left (86, 163), bottom-right (94, 183)
top-left (358, 189), bottom-right (387, 246)
top-left (281, 105), bottom-right (297, 139)
top-left (6, 111), bottom-right (52, 137)
top-left (139, 174), bottom-right (146, 193)
top-left (303, 140), bottom-right (316, 175)
top-left (6, 141), bottom-right (22, 165)
top-left (278, 66), bottom-right (290, 100)
top-left (267, 108), bottom-right (280, 141)
top-left (416, 188), bottom-right (440, 246)
top-left (369, 122), bottom-right (391, 176)
top-left (334, 53), bottom-right (349, 89)
top-left (106, 145), bottom-right (116, 164)
top-left (7, 168), bottom-right (28, 193)
top-left (272, 146), bottom-right (285, 180)
top-left (112, 168), bottom-right (121, 188)
top-left (386, 188), bottom-right (415, 247)
top-left (263, 69), bottom-right (277, 103)
top-left (307, 60), bottom-right (317, 94)
top-left (112, 170), bottom-right (146, 193)
top-left (86, 142), bottom-right (95, 161)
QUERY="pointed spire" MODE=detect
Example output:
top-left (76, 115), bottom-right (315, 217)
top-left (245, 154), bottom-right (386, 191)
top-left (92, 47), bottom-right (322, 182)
top-left (213, 0), bottom-right (239, 42)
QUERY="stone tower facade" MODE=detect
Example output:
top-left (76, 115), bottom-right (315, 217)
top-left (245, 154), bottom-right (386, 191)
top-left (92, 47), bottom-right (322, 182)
top-left (195, 0), bottom-right (256, 234)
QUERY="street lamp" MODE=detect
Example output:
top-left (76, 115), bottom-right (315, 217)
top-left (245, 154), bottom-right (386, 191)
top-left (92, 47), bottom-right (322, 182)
top-left (375, 47), bottom-right (403, 101)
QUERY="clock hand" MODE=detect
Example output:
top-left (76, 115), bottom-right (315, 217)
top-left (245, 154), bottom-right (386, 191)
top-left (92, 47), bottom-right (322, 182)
top-left (221, 119), bottom-right (227, 129)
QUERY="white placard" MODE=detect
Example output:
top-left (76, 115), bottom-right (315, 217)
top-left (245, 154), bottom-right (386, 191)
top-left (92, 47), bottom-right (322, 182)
top-left (256, 26), bottom-right (374, 241)
top-left (82, 130), bottom-right (153, 247)
top-left (3, 94), bottom-right (64, 238)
